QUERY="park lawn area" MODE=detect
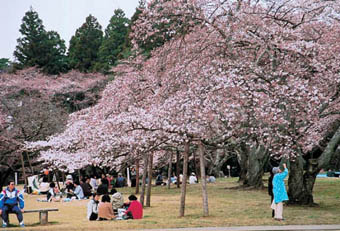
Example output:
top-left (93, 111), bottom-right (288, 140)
top-left (7, 177), bottom-right (340, 230)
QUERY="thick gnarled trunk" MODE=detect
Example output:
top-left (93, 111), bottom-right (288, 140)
top-left (288, 126), bottom-right (340, 205)
top-left (244, 145), bottom-right (268, 188)
top-left (238, 144), bottom-right (267, 188)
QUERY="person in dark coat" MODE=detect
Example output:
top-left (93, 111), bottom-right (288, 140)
top-left (80, 178), bottom-right (93, 198)
top-left (268, 170), bottom-right (275, 218)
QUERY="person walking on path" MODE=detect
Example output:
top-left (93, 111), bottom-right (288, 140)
top-left (0, 180), bottom-right (25, 227)
top-left (271, 163), bottom-right (289, 221)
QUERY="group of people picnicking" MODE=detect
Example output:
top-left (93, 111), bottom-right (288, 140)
top-left (51, 173), bottom-right (143, 221)
top-left (0, 164), bottom-right (288, 227)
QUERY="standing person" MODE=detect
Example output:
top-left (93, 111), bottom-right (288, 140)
top-left (271, 163), bottom-right (289, 221)
top-left (98, 195), bottom-right (116, 220)
top-left (116, 174), bottom-right (126, 188)
top-left (90, 175), bottom-right (98, 191)
top-left (130, 167), bottom-right (137, 187)
top-left (268, 171), bottom-right (275, 218)
top-left (124, 195), bottom-right (143, 219)
top-left (0, 181), bottom-right (25, 228)
top-left (87, 193), bottom-right (100, 221)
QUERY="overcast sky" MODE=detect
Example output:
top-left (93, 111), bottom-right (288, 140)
top-left (1, 0), bottom-right (140, 61)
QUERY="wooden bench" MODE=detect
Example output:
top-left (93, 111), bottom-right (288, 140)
top-left (0, 208), bottom-right (58, 225)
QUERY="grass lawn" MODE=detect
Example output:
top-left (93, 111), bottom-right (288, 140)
top-left (6, 177), bottom-right (340, 230)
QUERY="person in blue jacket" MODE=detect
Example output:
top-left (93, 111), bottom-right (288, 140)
top-left (271, 163), bottom-right (288, 221)
top-left (0, 180), bottom-right (25, 227)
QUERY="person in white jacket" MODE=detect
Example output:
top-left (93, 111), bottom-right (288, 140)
top-left (87, 194), bottom-right (100, 220)
top-left (189, 173), bottom-right (198, 184)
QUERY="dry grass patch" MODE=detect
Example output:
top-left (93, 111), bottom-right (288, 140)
top-left (6, 177), bottom-right (340, 230)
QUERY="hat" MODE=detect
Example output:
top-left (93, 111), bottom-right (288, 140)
top-left (191, 172), bottom-right (196, 176)
top-left (272, 167), bottom-right (280, 174)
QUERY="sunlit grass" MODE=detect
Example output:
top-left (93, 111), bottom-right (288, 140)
top-left (8, 177), bottom-right (340, 230)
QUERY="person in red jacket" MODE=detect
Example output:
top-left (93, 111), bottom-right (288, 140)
top-left (125, 195), bottom-right (143, 219)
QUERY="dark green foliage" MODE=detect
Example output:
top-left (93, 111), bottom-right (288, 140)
top-left (96, 9), bottom-right (130, 72)
top-left (13, 8), bottom-right (68, 74)
top-left (68, 15), bottom-right (103, 72)
top-left (0, 58), bottom-right (10, 71)
top-left (40, 31), bottom-right (69, 74)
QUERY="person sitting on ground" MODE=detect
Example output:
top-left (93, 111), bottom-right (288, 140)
top-left (65, 179), bottom-right (75, 198)
top-left (170, 175), bottom-right (177, 184)
top-left (98, 194), bottom-right (116, 220)
top-left (155, 173), bottom-right (164, 186)
top-left (116, 174), bottom-right (126, 188)
top-left (80, 178), bottom-right (93, 198)
top-left (73, 181), bottom-right (85, 199)
top-left (87, 193), bottom-right (100, 221)
top-left (189, 172), bottom-right (198, 184)
top-left (47, 182), bottom-right (61, 202)
top-left (111, 188), bottom-right (124, 214)
top-left (97, 177), bottom-right (109, 195)
top-left (124, 195), bottom-right (143, 219)
top-left (0, 181), bottom-right (25, 228)
top-left (207, 175), bottom-right (216, 183)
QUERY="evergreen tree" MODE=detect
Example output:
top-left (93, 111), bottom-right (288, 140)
top-left (0, 58), bottom-right (10, 71)
top-left (68, 15), bottom-right (103, 72)
top-left (14, 7), bottom-right (68, 74)
top-left (40, 31), bottom-right (69, 74)
top-left (96, 9), bottom-right (130, 71)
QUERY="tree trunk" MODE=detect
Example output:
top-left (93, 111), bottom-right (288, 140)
top-left (140, 153), bottom-right (149, 207)
top-left (54, 170), bottom-right (61, 191)
top-left (167, 152), bottom-right (173, 189)
top-left (146, 153), bottom-right (153, 207)
top-left (198, 141), bottom-right (209, 216)
top-left (237, 143), bottom-right (248, 184)
top-left (192, 150), bottom-right (199, 183)
top-left (135, 159), bottom-right (140, 194)
top-left (0, 168), bottom-right (13, 190)
top-left (25, 151), bottom-right (34, 174)
top-left (208, 149), bottom-right (231, 177)
top-left (179, 143), bottom-right (189, 217)
top-left (176, 150), bottom-right (180, 188)
top-left (244, 144), bottom-right (268, 188)
top-left (19, 150), bottom-right (27, 186)
top-left (288, 126), bottom-right (340, 205)
top-left (287, 156), bottom-right (306, 204)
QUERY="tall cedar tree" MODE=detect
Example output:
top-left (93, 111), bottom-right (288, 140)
top-left (14, 8), bottom-right (68, 74)
top-left (96, 9), bottom-right (130, 71)
top-left (68, 15), bottom-right (103, 72)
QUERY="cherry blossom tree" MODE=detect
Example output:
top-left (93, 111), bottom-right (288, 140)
top-left (27, 0), bottom-right (340, 214)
